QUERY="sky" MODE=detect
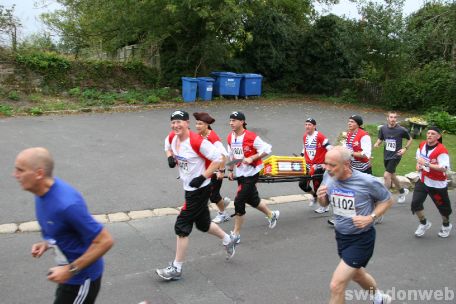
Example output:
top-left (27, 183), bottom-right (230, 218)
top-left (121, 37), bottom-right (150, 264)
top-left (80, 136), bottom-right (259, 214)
top-left (3, 0), bottom-right (426, 40)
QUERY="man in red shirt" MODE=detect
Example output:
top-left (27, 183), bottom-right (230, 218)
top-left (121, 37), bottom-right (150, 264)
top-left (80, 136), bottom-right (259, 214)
top-left (299, 118), bottom-right (332, 213)
top-left (412, 126), bottom-right (452, 238)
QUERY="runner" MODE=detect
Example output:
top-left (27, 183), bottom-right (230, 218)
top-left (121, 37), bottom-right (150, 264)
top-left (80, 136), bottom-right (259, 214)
top-left (156, 110), bottom-right (237, 281)
top-left (193, 112), bottom-right (231, 224)
top-left (345, 115), bottom-right (372, 174)
top-left (14, 147), bottom-right (114, 304)
top-left (298, 117), bottom-right (332, 213)
top-left (316, 146), bottom-right (393, 304)
top-left (412, 127), bottom-right (453, 238)
top-left (374, 111), bottom-right (412, 203)
top-left (329, 115), bottom-right (373, 226)
top-left (227, 111), bottom-right (279, 244)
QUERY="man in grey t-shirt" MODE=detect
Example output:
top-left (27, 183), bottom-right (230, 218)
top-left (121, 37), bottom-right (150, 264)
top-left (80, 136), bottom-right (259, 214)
top-left (317, 146), bottom-right (393, 304)
top-left (374, 111), bottom-right (412, 203)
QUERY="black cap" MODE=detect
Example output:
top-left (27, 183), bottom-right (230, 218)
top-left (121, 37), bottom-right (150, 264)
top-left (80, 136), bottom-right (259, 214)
top-left (428, 126), bottom-right (441, 134)
top-left (230, 111), bottom-right (246, 121)
top-left (305, 117), bottom-right (317, 125)
top-left (428, 126), bottom-right (443, 143)
top-left (349, 114), bottom-right (363, 126)
top-left (170, 110), bottom-right (189, 121)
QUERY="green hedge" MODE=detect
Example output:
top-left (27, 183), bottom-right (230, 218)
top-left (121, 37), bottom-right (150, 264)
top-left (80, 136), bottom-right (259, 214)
top-left (14, 51), bottom-right (160, 92)
top-left (382, 61), bottom-right (456, 114)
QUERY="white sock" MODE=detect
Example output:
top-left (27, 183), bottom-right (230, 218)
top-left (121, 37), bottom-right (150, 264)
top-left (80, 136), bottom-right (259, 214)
top-left (173, 260), bottom-right (183, 272)
top-left (373, 290), bottom-right (383, 304)
top-left (222, 233), bottom-right (231, 245)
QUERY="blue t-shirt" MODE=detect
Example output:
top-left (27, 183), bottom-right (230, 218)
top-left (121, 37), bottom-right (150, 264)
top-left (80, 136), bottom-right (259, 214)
top-left (35, 177), bottom-right (103, 285)
top-left (322, 170), bottom-right (391, 235)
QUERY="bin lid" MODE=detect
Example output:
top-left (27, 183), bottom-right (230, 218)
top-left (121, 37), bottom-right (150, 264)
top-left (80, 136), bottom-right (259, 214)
top-left (210, 71), bottom-right (241, 77)
top-left (240, 73), bottom-right (263, 78)
top-left (196, 77), bottom-right (215, 82)
top-left (181, 77), bottom-right (199, 82)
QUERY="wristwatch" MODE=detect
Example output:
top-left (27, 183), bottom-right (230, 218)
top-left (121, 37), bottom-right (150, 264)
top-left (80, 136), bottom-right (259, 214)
top-left (370, 213), bottom-right (378, 221)
top-left (69, 263), bottom-right (80, 275)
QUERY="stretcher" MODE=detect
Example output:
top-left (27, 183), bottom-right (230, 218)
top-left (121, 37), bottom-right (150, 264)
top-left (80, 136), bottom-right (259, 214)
top-left (230, 155), bottom-right (324, 183)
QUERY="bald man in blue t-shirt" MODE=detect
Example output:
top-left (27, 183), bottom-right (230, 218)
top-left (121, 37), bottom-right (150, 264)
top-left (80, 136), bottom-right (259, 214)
top-left (14, 147), bottom-right (114, 304)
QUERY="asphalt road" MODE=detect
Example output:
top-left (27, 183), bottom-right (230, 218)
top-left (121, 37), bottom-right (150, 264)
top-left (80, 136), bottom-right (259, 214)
top-left (0, 101), bottom-right (455, 303)
top-left (0, 99), bottom-right (387, 224)
top-left (1, 198), bottom-right (455, 304)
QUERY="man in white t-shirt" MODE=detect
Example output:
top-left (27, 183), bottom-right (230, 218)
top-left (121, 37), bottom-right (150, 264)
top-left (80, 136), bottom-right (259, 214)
top-left (156, 110), bottom-right (237, 281)
top-left (227, 111), bottom-right (279, 245)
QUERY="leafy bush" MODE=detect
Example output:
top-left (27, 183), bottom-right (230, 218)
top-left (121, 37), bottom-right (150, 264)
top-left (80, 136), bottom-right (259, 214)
top-left (28, 107), bottom-right (44, 115)
top-left (382, 61), bottom-right (456, 113)
top-left (425, 111), bottom-right (456, 134)
top-left (68, 87), bottom-right (81, 96)
top-left (0, 104), bottom-right (13, 116)
top-left (7, 90), bottom-right (20, 101)
top-left (15, 52), bottom-right (70, 72)
top-left (145, 94), bottom-right (160, 104)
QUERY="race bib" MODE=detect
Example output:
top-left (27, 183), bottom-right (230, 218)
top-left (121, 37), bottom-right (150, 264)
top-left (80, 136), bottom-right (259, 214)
top-left (175, 155), bottom-right (189, 173)
top-left (306, 149), bottom-right (316, 159)
top-left (231, 142), bottom-right (244, 159)
top-left (420, 153), bottom-right (430, 172)
top-left (330, 188), bottom-right (356, 218)
top-left (47, 239), bottom-right (69, 265)
top-left (385, 139), bottom-right (396, 152)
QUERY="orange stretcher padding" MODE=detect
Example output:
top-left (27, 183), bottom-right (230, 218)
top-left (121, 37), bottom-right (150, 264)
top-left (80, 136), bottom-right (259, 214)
top-left (262, 155), bottom-right (307, 176)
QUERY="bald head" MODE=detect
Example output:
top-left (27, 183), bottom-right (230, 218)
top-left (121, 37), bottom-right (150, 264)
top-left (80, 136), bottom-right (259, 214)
top-left (326, 146), bottom-right (352, 164)
top-left (17, 147), bottom-right (54, 177)
top-left (324, 146), bottom-right (352, 180)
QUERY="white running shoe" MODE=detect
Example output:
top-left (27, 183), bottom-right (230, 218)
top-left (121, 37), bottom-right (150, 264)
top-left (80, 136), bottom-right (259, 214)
top-left (397, 188), bottom-right (409, 204)
top-left (308, 197), bottom-right (316, 207)
top-left (212, 212), bottom-right (230, 224)
top-left (268, 210), bottom-right (280, 229)
top-left (223, 197), bottom-right (231, 208)
top-left (230, 231), bottom-right (241, 244)
top-left (314, 206), bottom-right (330, 214)
top-left (438, 223), bottom-right (452, 238)
top-left (415, 221), bottom-right (432, 237)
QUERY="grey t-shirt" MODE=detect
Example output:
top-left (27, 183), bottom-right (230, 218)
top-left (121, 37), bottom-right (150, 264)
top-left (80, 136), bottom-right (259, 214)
top-left (322, 170), bottom-right (391, 235)
top-left (378, 124), bottom-right (411, 160)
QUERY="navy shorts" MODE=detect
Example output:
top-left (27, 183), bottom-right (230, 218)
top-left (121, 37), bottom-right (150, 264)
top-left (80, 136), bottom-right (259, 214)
top-left (384, 158), bottom-right (401, 174)
top-left (336, 228), bottom-right (376, 269)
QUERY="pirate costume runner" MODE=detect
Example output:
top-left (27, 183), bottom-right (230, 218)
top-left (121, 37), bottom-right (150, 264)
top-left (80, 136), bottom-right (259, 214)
top-left (156, 110), bottom-right (237, 281)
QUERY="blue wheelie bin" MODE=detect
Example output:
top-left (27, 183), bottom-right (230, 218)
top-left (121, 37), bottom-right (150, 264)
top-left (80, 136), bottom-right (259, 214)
top-left (210, 72), bottom-right (241, 97)
top-left (239, 73), bottom-right (263, 97)
top-left (181, 77), bottom-right (198, 102)
top-left (197, 77), bottom-right (215, 101)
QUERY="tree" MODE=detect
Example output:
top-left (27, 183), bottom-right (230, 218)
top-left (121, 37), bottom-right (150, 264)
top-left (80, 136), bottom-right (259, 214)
top-left (405, 1), bottom-right (456, 67)
top-left (299, 14), bottom-right (363, 93)
top-left (0, 4), bottom-right (21, 51)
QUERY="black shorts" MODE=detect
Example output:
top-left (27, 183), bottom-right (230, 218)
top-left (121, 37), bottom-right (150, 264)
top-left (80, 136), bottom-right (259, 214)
top-left (54, 276), bottom-right (101, 304)
top-left (174, 185), bottom-right (211, 237)
top-left (209, 174), bottom-right (223, 204)
top-left (383, 158), bottom-right (401, 174)
top-left (411, 180), bottom-right (452, 217)
top-left (234, 173), bottom-right (261, 216)
top-left (336, 228), bottom-right (376, 269)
